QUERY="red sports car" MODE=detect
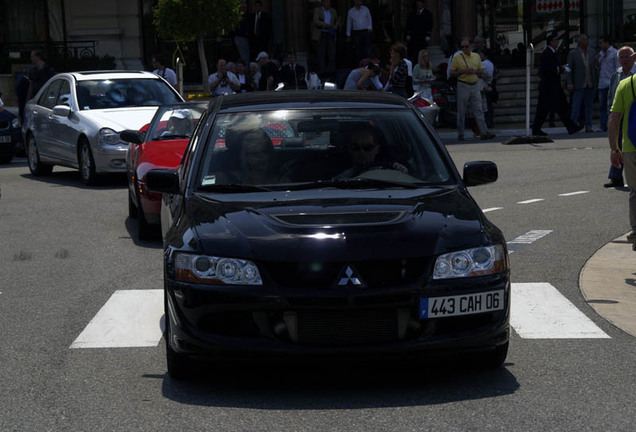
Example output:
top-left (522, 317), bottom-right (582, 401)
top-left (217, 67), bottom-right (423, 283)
top-left (122, 102), bottom-right (207, 239)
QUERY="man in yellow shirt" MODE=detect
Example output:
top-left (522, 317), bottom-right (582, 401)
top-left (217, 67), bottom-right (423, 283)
top-left (608, 68), bottom-right (636, 250)
top-left (450, 37), bottom-right (495, 141)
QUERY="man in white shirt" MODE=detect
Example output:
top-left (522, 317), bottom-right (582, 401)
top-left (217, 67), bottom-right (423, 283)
top-left (208, 59), bottom-right (241, 96)
top-left (346, 0), bottom-right (373, 65)
top-left (151, 55), bottom-right (177, 87)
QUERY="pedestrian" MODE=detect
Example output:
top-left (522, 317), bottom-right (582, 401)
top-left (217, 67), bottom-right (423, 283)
top-left (233, 0), bottom-right (251, 67)
top-left (312, 0), bottom-right (339, 74)
top-left (346, 0), bottom-right (373, 66)
top-left (479, 51), bottom-right (496, 129)
top-left (597, 35), bottom-right (619, 132)
top-left (607, 57), bottom-right (636, 251)
top-left (151, 54), bottom-right (177, 87)
top-left (405, 0), bottom-right (433, 64)
top-left (279, 51), bottom-right (307, 90)
top-left (208, 59), bottom-right (241, 96)
top-left (566, 34), bottom-right (598, 132)
top-left (449, 37), bottom-right (495, 141)
top-left (249, 0), bottom-right (272, 60)
top-left (412, 49), bottom-right (435, 99)
top-left (236, 60), bottom-right (253, 92)
top-left (386, 42), bottom-right (409, 98)
top-left (256, 51), bottom-right (278, 91)
top-left (16, 67), bottom-right (30, 123)
top-left (343, 63), bottom-right (383, 91)
top-left (532, 31), bottom-right (584, 136)
top-left (604, 46), bottom-right (636, 188)
top-left (249, 61), bottom-right (261, 90)
top-left (26, 49), bottom-right (55, 101)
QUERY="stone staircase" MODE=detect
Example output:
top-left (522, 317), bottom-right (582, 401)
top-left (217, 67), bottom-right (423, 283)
top-left (494, 67), bottom-right (540, 126)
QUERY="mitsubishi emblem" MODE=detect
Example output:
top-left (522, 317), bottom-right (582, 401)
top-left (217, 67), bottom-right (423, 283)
top-left (337, 265), bottom-right (365, 287)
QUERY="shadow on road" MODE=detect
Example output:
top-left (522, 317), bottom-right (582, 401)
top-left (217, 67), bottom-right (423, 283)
top-left (157, 354), bottom-right (519, 408)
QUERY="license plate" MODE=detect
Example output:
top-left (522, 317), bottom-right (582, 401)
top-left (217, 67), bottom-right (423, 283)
top-left (420, 290), bottom-right (504, 318)
top-left (0, 136), bottom-right (11, 143)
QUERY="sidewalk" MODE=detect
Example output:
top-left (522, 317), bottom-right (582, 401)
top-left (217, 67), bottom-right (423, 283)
top-left (580, 233), bottom-right (636, 337)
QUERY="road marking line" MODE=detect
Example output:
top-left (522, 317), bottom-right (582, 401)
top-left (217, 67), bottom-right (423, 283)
top-left (517, 198), bottom-right (544, 204)
top-left (482, 207), bottom-right (503, 213)
top-left (508, 230), bottom-right (553, 244)
top-left (511, 283), bottom-right (610, 339)
top-left (70, 290), bottom-right (164, 349)
top-left (559, 191), bottom-right (589, 196)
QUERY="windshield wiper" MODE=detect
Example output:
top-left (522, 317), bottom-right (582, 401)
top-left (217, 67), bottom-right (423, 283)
top-left (198, 184), bottom-right (272, 193)
top-left (154, 134), bottom-right (190, 140)
top-left (286, 178), bottom-right (422, 190)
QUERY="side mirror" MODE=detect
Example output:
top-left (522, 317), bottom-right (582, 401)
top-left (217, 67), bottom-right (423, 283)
top-left (146, 169), bottom-right (180, 194)
top-left (52, 105), bottom-right (71, 117)
top-left (120, 129), bottom-right (143, 144)
top-left (463, 161), bottom-right (498, 186)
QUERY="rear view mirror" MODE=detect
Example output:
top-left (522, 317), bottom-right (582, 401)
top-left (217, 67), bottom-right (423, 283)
top-left (120, 130), bottom-right (143, 144)
top-left (463, 161), bottom-right (498, 186)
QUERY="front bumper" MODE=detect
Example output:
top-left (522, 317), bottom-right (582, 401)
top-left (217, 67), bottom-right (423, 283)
top-left (165, 274), bottom-right (510, 360)
top-left (93, 144), bottom-right (128, 173)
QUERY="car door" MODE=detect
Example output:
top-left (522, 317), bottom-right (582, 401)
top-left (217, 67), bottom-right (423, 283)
top-left (48, 79), bottom-right (78, 164)
top-left (31, 79), bottom-right (63, 160)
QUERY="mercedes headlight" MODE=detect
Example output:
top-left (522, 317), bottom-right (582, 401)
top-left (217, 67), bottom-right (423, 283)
top-left (99, 127), bottom-right (121, 145)
top-left (174, 253), bottom-right (262, 285)
top-left (433, 245), bottom-right (507, 279)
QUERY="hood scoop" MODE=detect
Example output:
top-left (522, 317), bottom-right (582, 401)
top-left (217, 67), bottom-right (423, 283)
top-left (271, 211), bottom-right (405, 227)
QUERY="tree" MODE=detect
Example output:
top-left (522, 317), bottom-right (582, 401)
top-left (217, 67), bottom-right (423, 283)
top-left (154, 0), bottom-right (242, 91)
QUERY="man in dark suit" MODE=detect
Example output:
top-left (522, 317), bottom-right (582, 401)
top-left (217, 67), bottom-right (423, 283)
top-left (405, 0), bottom-right (433, 63)
top-left (532, 32), bottom-right (584, 136)
top-left (566, 34), bottom-right (598, 132)
top-left (279, 52), bottom-right (307, 90)
top-left (249, 0), bottom-right (272, 59)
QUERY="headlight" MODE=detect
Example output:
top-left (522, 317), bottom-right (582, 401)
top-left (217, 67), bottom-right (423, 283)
top-left (11, 118), bottom-right (21, 129)
top-left (174, 253), bottom-right (262, 285)
top-left (99, 128), bottom-right (121, 145)
top-left (433, 245), bottom-right (507, 279)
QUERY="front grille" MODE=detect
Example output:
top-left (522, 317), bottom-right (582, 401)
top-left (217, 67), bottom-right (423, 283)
top-left (272, 211), bottom-right (404, 226)
top-left (0, 120), bottom-right (9, 130)
top-left (263, 258), bottom-right (430, 289)
top-left (284, 309), bottom-right (403, 346)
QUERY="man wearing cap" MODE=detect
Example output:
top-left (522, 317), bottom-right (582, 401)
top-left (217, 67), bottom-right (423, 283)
top-left (256, 51), bottom-right (278, 91)
top-left (532, 31), bottom-right (584, 136)
top-left (608, 51), bottom-right (636, 251)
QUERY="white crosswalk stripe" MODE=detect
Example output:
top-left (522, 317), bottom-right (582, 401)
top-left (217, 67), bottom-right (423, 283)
top-left (70, 283), bottom-right (610, 349)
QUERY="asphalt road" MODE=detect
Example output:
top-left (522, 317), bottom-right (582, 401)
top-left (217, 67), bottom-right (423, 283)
top-left (1, 131), bottom-right (635, 431)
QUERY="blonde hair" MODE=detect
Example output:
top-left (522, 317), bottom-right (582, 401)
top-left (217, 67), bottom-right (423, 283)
top-left (417, 49), bottom-right (432, 69)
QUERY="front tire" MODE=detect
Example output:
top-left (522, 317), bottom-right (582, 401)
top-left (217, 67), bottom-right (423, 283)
top-left (27, 135), bottom-right (53, 176)
top-left (165, 294), bottom-right (197, 380)
top-left (78, 139), bottom-right (98, 185)
top-left (478, 341), bottom-right (509, 368)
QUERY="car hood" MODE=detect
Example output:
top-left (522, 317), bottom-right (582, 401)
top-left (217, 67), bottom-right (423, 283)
top-left (81, 107), bottom-right (159, 131)
top-left (176, 188), bottom-right (500, 262)
top-left (137, 139), bottom-right (189, 177)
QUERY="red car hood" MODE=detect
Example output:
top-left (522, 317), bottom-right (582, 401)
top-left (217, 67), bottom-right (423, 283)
top-left (137, 138), bottom-right (189, 179)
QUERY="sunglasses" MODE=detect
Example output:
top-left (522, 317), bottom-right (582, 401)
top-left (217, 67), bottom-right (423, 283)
top-left (461, 45), bottom-right (470, 48)
top-left (351, 144), bottom-right (377, 152)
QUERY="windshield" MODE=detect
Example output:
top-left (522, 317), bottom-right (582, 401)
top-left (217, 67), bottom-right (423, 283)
top-left (147, 104), bottom-right (207, 141)
top-left (76, 78), bottom-right (181, 110)
top-left (196, 109), bottom-right (453, 190)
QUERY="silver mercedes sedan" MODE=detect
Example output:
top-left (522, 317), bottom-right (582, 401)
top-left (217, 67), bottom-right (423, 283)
top-left (22, 70), bottom-right (184, 185)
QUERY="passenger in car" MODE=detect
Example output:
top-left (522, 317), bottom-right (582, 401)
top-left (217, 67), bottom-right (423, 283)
top-left (216, 128), bottom-right (280, 185)
top-left (333, 124), bottom-right (408, 180)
